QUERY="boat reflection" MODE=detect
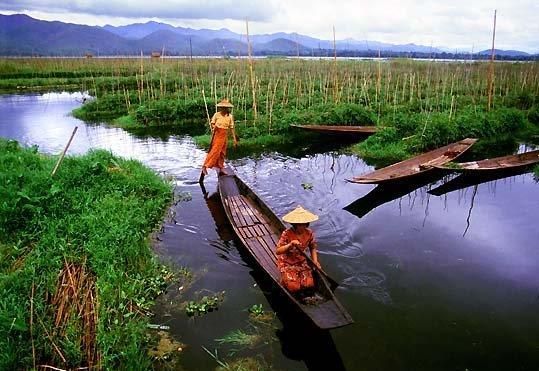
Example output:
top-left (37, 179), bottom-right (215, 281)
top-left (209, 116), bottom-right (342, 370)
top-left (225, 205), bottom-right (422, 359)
top-left (200, 186), bottom-right (235, 242)
top-left (428, 167), bottom-right (532, 196)
top-left (344, 172), bottom-right (445, 218)
top-left (250, 268), bottom-right (347, 371)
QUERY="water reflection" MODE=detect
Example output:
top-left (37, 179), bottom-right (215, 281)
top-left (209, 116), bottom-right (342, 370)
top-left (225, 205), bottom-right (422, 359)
top-left (249, 269), bottom-right (347, 371)
top-left (429, 167), bottom-right (534, 196)
top-left (344, 171), bottom-right (446, 219)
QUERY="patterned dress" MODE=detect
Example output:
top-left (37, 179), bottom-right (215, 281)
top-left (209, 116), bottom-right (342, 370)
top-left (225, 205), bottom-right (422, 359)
top-left (276, 228), bottom-right (316, 293)
top-left (203, 112), bottom-right (234, 170)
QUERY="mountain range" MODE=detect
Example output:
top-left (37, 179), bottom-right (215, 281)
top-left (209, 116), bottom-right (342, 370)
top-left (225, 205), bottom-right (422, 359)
top-left (0, 14), bottom-right (535, 59)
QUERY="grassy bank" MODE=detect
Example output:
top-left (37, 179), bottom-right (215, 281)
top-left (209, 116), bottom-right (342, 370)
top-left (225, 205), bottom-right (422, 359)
top-left (2, 58), bottom-right (539, 163)
top-left (0, 139), bottom-right (172, 369)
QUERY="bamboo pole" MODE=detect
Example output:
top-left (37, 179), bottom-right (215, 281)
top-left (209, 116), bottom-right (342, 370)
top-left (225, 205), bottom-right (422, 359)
top-left (487, 9), bottom-right (497, 110)
top-left (246, 19), bottom-right (257, 124)
top-left (51, 126), bottom-right (78, 177)
top-left (332, 26), bottom-right (338, 101)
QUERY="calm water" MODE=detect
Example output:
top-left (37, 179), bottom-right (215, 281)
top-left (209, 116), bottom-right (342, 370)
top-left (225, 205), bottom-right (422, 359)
top-left (1, 92), bottom-right (538, 371)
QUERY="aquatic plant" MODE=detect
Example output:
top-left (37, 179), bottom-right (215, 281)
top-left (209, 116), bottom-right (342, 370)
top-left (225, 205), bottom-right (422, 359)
top-left (185, 292), bottom-right (225, 317)
top-left (248, 304), bottom-right (265, 316)
top-left (215, 329), bottom-right (262, 348)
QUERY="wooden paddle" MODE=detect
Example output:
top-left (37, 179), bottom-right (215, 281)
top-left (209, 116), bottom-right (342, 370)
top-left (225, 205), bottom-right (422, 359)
top-left (297, 248), bottom-right (339, 291)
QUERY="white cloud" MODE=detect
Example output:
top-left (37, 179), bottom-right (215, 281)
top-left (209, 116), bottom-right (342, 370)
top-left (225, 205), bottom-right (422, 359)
top-left (1, 0), bottom-right (537, 52)
top-left (0, 0), bottom-right (280, 21)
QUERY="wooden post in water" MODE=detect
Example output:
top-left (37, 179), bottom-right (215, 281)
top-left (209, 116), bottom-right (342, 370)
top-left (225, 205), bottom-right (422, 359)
top-left (487, 9), bottom-right (497, 111)
top-left (246, 19), bottom-right (257, 124)
top-left (332, 26), bottom-right (338, 102)
top-left (51, 126), bottom-right (78, 177)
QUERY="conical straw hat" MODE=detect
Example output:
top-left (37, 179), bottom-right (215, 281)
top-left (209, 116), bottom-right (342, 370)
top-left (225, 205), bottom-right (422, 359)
top-left (282, 205), bottom-right (319, 224)
top-left (216, 98), bottom-right (234, 108)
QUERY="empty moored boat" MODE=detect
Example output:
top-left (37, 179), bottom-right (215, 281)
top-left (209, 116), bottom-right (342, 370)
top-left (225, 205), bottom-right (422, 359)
top-left (347, 138), bottom-right (477, 184)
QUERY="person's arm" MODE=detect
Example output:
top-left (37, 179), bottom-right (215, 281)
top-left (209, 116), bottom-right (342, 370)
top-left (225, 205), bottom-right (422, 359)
top-left (230, 115), bottom-right (238, 147)
top-left (210, 113), bottom-right (217, 131)
top-left (276, 231), bottom-right (300, 255)
top-left (276, 240), bottom-right (301, 254)
top-left (309, 238), bottom-right (320, 267)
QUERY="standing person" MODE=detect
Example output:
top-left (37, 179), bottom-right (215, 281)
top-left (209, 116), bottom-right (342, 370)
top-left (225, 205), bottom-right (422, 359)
top-left (276, 206), bottom-right (321, 300)
top-left (200, 99), bottom-right (238, 179)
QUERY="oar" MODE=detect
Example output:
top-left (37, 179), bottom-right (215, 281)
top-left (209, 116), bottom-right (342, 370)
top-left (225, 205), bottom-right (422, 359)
top-left (297, 248), bottom-right (339, 291)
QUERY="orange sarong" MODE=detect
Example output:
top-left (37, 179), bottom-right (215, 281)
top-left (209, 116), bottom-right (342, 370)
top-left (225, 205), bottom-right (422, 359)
top-left (203, 128), bottom-right (228, 170)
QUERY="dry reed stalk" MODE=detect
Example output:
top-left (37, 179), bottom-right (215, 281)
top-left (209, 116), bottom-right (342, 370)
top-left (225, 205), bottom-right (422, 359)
top-left (487, 9), bottom-right (497, 110)
top-left (269, 74), bottom-right (280, 132)
top-left (139, 51), bottom-right (144, 102)
top-left (265, 79), bottom-right (271, 114)
top-left (245, 19), bottom-right (258, 124)
top-left (332, 26), bottom-right (338, 102)
top-left (31, 282), bottom-right (36, 370)
top-left (50, 260), bottom-right (100, 369)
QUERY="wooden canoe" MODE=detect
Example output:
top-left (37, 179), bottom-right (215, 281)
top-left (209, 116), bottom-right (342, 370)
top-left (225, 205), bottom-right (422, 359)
top-left (290, 124), bottom-right (378, 135)
top-left (218, 172), bottom-right (353, 330)
top-left (347, 138), bottom-right (477, 184)
top-left (433, 149), bottom-right (539, 172)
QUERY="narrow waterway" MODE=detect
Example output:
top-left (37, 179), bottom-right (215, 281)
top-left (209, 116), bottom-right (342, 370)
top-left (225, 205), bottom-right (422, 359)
top-left (1, 92), bottom-right (538, 370)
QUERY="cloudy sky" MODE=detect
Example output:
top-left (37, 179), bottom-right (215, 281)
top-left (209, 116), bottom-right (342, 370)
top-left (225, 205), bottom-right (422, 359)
top-left (1, 0), bottom-right (538, 52)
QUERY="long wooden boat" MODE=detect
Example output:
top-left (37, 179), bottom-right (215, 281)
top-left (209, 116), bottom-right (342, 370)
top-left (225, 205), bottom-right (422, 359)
top-left (290, 124), bottom-right (378, 135)
top-left (347, 138), bottom-right (477, 184)
top-left (218, 172), bottom-right (353, 329)
top-left (433, 150), bottom-right (539, 172)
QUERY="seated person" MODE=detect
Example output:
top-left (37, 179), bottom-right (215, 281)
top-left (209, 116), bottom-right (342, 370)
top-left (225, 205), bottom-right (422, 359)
top-left (276, 206), bottom-right (321, 299)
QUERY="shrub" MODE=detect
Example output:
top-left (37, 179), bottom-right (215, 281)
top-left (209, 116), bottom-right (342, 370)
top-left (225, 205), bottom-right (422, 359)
top-left (527, 105), bottom-right (539, 126)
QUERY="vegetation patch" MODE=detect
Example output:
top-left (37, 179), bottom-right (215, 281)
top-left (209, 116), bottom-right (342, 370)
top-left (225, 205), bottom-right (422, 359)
top-left (0, 138), bottom-right (173, 370)
top-left (185, 291), bottom-right (225, 317)
top-left (1, 58), bottom-right (538, 164)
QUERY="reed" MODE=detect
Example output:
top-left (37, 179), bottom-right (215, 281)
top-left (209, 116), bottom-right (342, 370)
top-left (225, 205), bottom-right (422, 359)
top-left (0, 57), bottom-right (537, 162)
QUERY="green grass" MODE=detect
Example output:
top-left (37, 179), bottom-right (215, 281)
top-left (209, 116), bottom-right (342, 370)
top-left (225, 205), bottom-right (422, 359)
top-left (0, 139), bottom-right (172, 369)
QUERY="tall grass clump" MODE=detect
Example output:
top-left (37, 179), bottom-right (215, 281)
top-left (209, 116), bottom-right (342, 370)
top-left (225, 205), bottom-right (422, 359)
top-left (0, 139), bottom-right (172, 369)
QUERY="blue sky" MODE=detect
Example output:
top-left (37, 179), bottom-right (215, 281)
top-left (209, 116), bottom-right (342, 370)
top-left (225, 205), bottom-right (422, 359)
top-left (1, 0), bottom-right (538, 52)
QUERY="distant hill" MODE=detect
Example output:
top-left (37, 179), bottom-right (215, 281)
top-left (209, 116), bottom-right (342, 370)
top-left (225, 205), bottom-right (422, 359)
top-left (254, 38), bottom-right (310, 54)
top-left (103, 21), bottom-right (178, 39)
top-left (0, 14), bottom-right (535, 59)
top-left (478, 49), bottom-right (531, 57)
top-left (0, 14), bottom-right (130, 55)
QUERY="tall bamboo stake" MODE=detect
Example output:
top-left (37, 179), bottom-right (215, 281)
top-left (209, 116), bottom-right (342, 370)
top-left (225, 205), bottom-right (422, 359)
top-left (487, 9), bottom-right (497, 110)
top-left (332, 26), bottom-right (338, 101)
top-left (51, 126), bottom-right (78, 177)
top-left (246, 19), bottom-right (257, 124)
